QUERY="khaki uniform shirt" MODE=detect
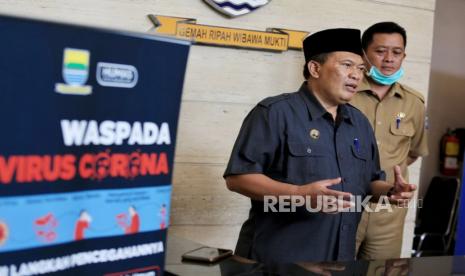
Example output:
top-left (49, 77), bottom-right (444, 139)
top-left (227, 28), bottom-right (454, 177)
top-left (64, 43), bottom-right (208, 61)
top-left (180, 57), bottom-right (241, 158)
top-left (350, 78), bottom-right (429, 183)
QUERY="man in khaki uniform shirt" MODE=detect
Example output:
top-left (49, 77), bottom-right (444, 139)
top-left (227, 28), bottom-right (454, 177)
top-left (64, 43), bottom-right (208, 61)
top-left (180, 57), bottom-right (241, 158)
top-left (351, 22), bottom-right (428, 260)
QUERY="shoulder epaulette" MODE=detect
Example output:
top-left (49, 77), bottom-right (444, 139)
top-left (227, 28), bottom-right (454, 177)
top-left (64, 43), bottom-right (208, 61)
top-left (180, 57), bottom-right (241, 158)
top-left (258, 93), bottom-right (291, 107)
top-left (399, 83), bottom-right (425, 103)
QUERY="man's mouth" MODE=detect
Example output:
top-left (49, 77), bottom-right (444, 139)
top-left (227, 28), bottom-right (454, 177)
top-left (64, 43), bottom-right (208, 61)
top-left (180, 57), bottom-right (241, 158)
top-left (381, 66), bottom-right (395, 71)
top-left (345, 83), bottom-right (358, 92)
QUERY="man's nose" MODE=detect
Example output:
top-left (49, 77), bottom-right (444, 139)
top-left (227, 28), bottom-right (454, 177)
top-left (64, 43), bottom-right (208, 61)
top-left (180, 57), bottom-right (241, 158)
top-left (349, 68), bottom-right (362, 80)
top-left (384, 51), bottom-right (394, 62)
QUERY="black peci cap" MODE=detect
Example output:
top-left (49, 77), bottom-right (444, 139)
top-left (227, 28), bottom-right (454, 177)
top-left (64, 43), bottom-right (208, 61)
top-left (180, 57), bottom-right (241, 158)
top-left (303, 28), bottom-right (363, 62)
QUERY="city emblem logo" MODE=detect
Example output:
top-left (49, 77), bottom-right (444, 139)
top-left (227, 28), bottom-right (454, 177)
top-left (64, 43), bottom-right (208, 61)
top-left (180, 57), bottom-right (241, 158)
top-left (55, 48), bottom-right (93, 95)
top-left (203, 0), bottom-right (271, 17)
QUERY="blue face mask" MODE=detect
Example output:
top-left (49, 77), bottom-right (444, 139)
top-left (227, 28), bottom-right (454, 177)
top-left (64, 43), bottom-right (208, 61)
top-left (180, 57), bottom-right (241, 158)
top-left (367, 66), bottom-right (404, 86)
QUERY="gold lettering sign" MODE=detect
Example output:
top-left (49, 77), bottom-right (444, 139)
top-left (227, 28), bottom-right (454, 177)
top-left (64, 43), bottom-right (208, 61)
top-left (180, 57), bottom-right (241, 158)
top-left (148, 15), bottom-right (309, 52)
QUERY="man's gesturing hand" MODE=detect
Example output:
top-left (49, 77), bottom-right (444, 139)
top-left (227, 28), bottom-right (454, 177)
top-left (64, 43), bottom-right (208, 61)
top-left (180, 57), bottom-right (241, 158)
top-left (389, 165), bottom-right (417, 205)
top-left (297, 177), bottom-right (354, 213)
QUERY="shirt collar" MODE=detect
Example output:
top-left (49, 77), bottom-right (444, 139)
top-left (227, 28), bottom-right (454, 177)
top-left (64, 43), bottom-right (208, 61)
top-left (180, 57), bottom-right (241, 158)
top-left (338, 103), bottom-right (352, 124)
top-left (298, 82), bottom-right (353, 124)
top-left (358, 77), bottom-right (405, 99)
top-left (390, 82), bottom-right (406, 98)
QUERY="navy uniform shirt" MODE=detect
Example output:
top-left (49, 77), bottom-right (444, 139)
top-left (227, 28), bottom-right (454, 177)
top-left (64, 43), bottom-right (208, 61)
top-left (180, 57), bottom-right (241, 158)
top-left (224, 83), bottom-right (385, 264)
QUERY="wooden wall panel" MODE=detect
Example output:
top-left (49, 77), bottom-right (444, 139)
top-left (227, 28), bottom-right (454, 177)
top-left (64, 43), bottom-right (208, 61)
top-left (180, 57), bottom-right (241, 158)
top-left (0, 0), bottom-right (436, 257)
top-left (168, 225), bottom-right (243, 249)
top-left (171, 163), bottom-right (249, 225)
top-left (175, 101), bottom-right (252, 164)
top-left (182, 46), bottom-right (303, 105)
top-left (371, 0), bottom-right (435, 11)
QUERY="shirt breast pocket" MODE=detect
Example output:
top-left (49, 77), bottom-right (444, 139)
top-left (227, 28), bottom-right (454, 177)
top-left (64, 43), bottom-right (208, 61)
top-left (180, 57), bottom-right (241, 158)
top-left (351, 144), bottom-right (369, 186)
top-left (287, 142), bottom-right (330, 183)
top-left (389, 120), bottom-right (415, 152)
top-left (390, 120), bottom-right (414, 137)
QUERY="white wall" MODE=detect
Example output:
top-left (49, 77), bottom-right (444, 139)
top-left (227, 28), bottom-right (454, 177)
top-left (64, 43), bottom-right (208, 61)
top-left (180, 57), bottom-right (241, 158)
top-left (0, 0), bottom-right (436, 258)
top-left (420, 0), bottom-right (465, 197)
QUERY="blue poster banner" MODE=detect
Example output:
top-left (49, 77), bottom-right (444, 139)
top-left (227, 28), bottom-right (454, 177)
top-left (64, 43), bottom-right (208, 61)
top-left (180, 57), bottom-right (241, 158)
top-left (455, 163), bottom-right (465, 255)
top-left (0, 15), bottom-right (189, 275)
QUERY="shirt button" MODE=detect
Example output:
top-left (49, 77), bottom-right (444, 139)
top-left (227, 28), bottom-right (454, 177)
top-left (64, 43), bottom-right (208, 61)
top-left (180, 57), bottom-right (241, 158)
top-left (307, 147), bottom-right (312, 154)
top-left (342, 225), bottom-right (349, 231)
top-left (376, 141), bottom-right (380, 145)
top-left (377, 121), bottom-right (382, 125)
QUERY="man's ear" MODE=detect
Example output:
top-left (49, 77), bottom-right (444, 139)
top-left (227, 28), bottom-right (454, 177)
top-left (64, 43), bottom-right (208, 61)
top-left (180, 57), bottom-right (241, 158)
top-left (308, 61), bottom-right (321, 78)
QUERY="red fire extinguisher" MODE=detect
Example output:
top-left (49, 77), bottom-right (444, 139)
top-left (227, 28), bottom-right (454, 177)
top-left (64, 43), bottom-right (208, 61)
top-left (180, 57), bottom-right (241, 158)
top-left (440, 129), bottom-right (460, 176)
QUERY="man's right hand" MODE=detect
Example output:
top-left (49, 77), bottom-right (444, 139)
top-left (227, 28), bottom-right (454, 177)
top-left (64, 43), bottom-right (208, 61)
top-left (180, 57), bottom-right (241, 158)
top-left (296, 177), bottom-right (354, 213)
top-left (226, 174), bottom-right (354, 213)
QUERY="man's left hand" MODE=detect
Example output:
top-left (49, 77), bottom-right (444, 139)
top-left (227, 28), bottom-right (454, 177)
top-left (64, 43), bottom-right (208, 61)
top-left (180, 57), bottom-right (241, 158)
top-left (389, 165), bottom-right (416, 205)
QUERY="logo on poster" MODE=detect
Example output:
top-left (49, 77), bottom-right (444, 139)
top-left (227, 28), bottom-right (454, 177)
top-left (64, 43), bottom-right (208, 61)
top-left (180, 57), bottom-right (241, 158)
top-left (55, 48), bottom-right (93, 95)
top-left (203, 0), bottom-right (271, 17)
top-left (96, 62), bottom-right (138, 88)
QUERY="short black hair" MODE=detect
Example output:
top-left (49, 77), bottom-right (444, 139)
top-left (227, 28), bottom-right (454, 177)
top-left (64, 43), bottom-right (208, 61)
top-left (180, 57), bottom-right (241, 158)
top-left (303, 53), bottom-right (329, 79)
top-left (362, 22), bottom-right (407, 50)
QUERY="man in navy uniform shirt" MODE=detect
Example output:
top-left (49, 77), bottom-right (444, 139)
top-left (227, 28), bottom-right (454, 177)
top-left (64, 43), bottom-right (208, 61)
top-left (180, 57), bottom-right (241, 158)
top-left (224, 28), bottom-right (416, 264)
